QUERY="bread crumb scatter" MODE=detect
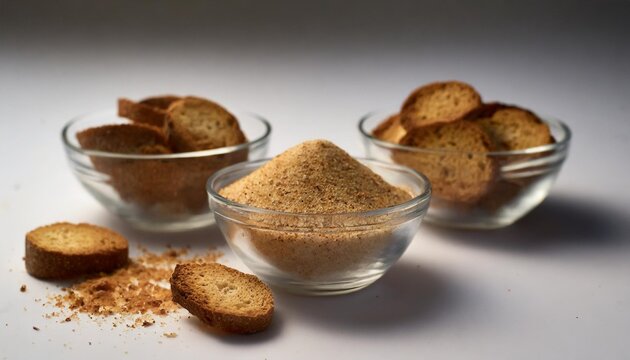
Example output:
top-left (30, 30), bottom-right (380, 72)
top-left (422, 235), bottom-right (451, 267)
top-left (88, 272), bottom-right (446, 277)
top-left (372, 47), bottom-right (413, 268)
top-left (32, 326), bottom-right (39, 331)
top-left (163, 332), bottom-right (177, 338)
top-left (20, 284), bottom-right (27, 292)
top-left (220, 139), bottom-right (410, 213)
top-left (47, 247), bottom-right (221, 328)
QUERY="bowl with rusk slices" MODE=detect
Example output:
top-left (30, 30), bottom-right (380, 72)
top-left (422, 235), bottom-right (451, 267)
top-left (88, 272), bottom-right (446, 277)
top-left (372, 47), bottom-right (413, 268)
top-left (63, 95), bottom-right (271, 232)
top-left (359, 81), bottom-right (571, 229)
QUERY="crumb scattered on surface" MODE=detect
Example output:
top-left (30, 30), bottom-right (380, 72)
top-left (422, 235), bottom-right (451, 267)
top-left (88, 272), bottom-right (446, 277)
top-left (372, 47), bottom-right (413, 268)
top-left (46, 246), bottom-right (221, 328)
top-left (32, 326), bottom-right (39, 331)
top-left (20, 284), bottom-right (27, 292)
top-left (163, 332), bottom-right (177, 338)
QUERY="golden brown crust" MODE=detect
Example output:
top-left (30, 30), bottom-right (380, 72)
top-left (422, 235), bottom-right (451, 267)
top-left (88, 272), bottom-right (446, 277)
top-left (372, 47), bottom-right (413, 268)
top-left (25, 223), bottom-right (129, 279)
top-left (467, 102), bottom-right (552, 151)
top-left (76, 123), bottom-right (171, 155)
top-left (372, 113), bottom-right (407, 143)
top-left (76, 124), bottom-right (173, 208)
top-left (78, 108), bottom-right (247, 215)
top-left (170, 263), bottom-right (274, 334)
top-left (400, 81), bottom-right (482, 130)
top-left (139, 95), bottom-right (181, 110)
top-left (394, 121), bottom-right (497, 203)
top-left (118, 96), bottom-right (181, 127)
top-left (165, 97), bottom-right (246, 152)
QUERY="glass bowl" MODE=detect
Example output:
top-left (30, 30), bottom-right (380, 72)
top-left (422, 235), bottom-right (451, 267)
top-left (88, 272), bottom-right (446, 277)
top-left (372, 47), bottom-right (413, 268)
top-left (207, 158), bottom-right (431, 295)
top-left (62, 109), bottom-right (271, 232)
top-left (359, 110), bottom-right (571, 229)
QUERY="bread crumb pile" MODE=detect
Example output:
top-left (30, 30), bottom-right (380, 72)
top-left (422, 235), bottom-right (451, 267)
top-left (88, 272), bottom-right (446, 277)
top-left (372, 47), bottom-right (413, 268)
top-left (220, 139), bottom-right (410, 213)
top-left (218, 140), bottom-right (412, 280)
top-left (48, 247), bottom-right (221, 328)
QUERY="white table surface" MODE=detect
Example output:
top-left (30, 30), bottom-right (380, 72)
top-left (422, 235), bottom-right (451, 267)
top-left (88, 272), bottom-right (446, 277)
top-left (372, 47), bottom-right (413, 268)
top-left (1, 1), bottom-right (629, 359)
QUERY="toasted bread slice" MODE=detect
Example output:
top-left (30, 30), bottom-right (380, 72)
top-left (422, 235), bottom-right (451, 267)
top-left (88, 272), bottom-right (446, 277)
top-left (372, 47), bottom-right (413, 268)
top-left (118, 95), bottom-right (181, 127)
top-left (170, 263), bottom-right (274, 334)
top-left (165, 97), bottom-right (246, 152)
top-left (372, 114), bottom-right (407, 143)
top-left (76, 124), bottom-right (173, 211)
top-left (394, 121), bottom-right (496, 203)
top-left (468, 103), bottom-right (552, 151)
top-left (400, 81), bottom-right (482, 130)
top-left (76, 123), bottom-right (171, 155)
top-left (25, 223), bottom-right (129, 279)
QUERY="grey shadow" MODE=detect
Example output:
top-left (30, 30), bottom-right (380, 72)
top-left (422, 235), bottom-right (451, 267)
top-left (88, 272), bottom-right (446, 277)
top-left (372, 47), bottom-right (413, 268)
top-left (427, 195), bottom-right (630, 253)
top-left (185, 310), bottom-right (284, 344)
top-left (275, 262), bottom-right (453, 332)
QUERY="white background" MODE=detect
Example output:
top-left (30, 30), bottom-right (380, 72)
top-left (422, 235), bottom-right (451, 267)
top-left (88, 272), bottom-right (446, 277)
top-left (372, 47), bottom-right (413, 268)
top-left (1, 1), bottom-right (629, 359)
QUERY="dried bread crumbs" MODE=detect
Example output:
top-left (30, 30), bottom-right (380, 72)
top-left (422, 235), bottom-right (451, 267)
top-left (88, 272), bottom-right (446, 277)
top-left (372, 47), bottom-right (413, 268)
top-left (218, 140), bottom-right (412, 279)
top-left (47, 246), bottom-right (221, 328)
top-left (219, 139), bottom-right (411, 213)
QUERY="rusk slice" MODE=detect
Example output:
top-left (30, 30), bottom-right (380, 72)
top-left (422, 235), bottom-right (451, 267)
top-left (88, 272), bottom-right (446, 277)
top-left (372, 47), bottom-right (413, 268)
top-left (395, 121), bottom-right (496, 203)
top-left (372, 113), bottom-right (407, 143)
top-left (165, 97), bottom-right (246, 152)
top-left (170, 263), bottom-right (274, 334)
top-left (25, 223), bottom-right (129, 279)
top-left (400, 81), bottom-right (482, 130)
top-left (118, 95), bottom-right (181, 127)
top-left (469, 103), bottom-right (552, 151)
top-left (76, 123), bottom-right (171, 155)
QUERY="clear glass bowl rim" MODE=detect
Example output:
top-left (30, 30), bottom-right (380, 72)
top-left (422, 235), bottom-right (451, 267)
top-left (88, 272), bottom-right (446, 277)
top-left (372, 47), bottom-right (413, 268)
top-left (358, 110), bottom-right (572, 156)
top-left (207, 157), bottom-right (432, 220)
top-left (62, 109), bottom-right (272, 160)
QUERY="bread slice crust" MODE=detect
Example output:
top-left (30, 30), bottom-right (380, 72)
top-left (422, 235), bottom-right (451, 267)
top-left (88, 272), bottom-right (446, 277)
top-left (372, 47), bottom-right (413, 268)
top-left (118, 95), bottom-right (181, 127)
top-left (372, 113), bottom-right (407, 143)
top-left (395, 120), bottom-right (497, 203)
top-left (400, 81), bottom-right (482, 130)
top-left (25, 222), bottom-right (129, 279)
top-left (165, 97), bottom-right (246, 152)
top-left (76, 123), bottom-right (171, 155)
top-left (170, 263), bottom-right (274, 334)
top-left (467, 102), bottom-right (552, 151)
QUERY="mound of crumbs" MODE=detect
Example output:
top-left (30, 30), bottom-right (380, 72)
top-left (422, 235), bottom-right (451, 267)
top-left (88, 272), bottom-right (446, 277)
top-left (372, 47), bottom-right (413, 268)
top-left (218, 140), bottom-right (413, 279)
top-left (219, 139), bottom-right (411, 213)
top-left (46, 246), bottom-right (222, 328)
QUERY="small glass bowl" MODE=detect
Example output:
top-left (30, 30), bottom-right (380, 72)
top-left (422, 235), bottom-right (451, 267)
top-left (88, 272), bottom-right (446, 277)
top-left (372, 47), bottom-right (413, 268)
top-left (62, 109), bottom-right (271, 232)
top-left (359, 111), bottom-right (571, 229)
top-left (207, 158), bottom-right (431, 295)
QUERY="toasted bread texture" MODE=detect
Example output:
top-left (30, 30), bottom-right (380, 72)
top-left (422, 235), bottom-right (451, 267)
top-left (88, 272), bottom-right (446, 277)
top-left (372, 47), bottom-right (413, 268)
top-left (165, 97), bottom-right (246, 152)
top-left (372, 113), bottom-right (407, 143)
top-left (395, 121), bottom-right (496, 203)
top-left (400, 81), bottom-right (482, 130)
top-left (76, 123), bottom-right (171, 155)
top-left (469, 103), bottom-right (552, 151)
top-left (170, 263), bottom-right (274, 334)
top-left (25, 223), bottom-right (129, 279)
top-left (118, 95), bottom-right (181, 127)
